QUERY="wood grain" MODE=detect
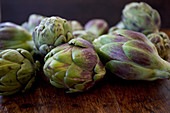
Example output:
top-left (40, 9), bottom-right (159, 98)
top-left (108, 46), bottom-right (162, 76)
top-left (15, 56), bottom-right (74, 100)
top-left (0, 30), bottom-right (170, 113)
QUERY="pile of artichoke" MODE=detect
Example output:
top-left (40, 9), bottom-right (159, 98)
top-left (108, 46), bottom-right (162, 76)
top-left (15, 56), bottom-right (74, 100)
top-left (0, 2), bottom-right (170, 96)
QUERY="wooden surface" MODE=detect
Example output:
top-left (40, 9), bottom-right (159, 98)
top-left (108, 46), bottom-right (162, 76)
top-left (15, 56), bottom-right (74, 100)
top-left (0, 30), bottom-right (170, 113)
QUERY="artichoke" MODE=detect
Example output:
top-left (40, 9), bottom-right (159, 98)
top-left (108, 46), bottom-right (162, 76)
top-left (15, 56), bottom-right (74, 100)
top-left (73, 30), bottom-right (97, 43)
top-left (43, 38), bottom-right (106, 93)
top-left (122, 2), bottom-right (161, 35)
top-left (22, 14), bottom-right (45, 34)
top-left (0, 49), bottom-right (39, 96)
top-left (0, 22), bottom-right (33, 52)
top-left (85, 19), bottom-right (109, 36)
top-left (93, 29), bottom-right (170, 81)
top-left (68, 20), bottom-right (83, 31)
top-left (147, 32), bottom-right (170, 60)
top-left (32, 16), bottom-right (74, 55)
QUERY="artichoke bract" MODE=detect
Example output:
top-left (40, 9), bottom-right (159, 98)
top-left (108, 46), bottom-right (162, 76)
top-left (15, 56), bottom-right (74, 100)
top-left (33, 16), bottom-right (74, 55)
top-left (22, 14), bottom-right (45, 34)
top-left (68, 20), bottom-right (83, 31)
top-left (0, 49), bottom-right (39, 96)
top-left (43, 38), bottom-right (106, 93)
top-left (85, 19), bottom-right (109, 36)
top-left (93, 29), bottom-right (170, 81)
top-left (122, 2), bottom-right (161, 35)
top-left (147, 32), bottom-right (170, 60)
top-left (0, 22), bottom-right (33, 51)
top-left (73, 30), bottom-right (97, 43)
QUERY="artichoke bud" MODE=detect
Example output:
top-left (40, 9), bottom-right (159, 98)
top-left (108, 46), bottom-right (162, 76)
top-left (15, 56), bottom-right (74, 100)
top-left (147, 32), bottom-right (170, 60)
top-left (22, 14), bottom-right (45, 34)
top-left (0, 49), bottom-right (39, 96)
top-left (68, 20), bottom-right (83, 31)
top-left (33, 16), bottom-right (74, 55)
top-left (0, 22), bottom-right (33, 51)
top-left (93, 29), bottom-right (170, 81)
top-left (43, 38), bottom-right (106, 93)
top-left (85, 19), bottom-right (109, 36)
top-left (122, 2), bottom-right (161, 35)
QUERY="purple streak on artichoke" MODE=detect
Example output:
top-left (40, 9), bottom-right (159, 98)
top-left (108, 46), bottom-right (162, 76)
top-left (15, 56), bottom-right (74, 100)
top-left (0, 22), bottom-right (33, 51)
top-left (68, 20), bottom-right (83, 31)
top-left (93, 29), bottom-right (170, 81)
top-left (122, 2), bottom-right (161, 35)
top-left (147, 32), bottom-right (170, 60)
top-left (22, 14), bottom-right (45, 34)
top-left (43, 38), bottom-right (106, 93)
top-left (32, 16), bottom-right (74, 55)
top-left (85, 19), bottom-right (109, 36)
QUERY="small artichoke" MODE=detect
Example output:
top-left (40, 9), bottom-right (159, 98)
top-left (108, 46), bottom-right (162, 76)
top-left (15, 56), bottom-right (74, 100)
top-left (73, 30), bottom-right (97, 43)
top-left (147, 32), bottom-right (170, 60)
top-left (68, 20), bottom-right (83, 31)
top-left (22, 14), bottom-right (45, 34)
top-left (93, 29), bottom-right (170, 81)
top-left (122, 2), bottom-right (161, 35)
top-left (0, 49), bottom-right (39, 96)
top-left (33, 16), bottom-right (74, 55)
top-left (43, 38), bottom-right (106, 93)
top-left (0, 22), bottom-right (33, 51)
top-left (85, 19), bottom-right (109, 36)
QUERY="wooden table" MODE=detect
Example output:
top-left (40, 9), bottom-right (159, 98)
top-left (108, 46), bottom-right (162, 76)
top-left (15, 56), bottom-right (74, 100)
top-left (0, 30), bottom-right (170, 113)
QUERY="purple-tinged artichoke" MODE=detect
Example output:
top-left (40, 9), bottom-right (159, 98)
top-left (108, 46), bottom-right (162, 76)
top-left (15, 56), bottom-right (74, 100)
top-left (93, 29), bottom-right (170, 81)
top-left (43, 38), bottom-right (106, 93)
top-left (22, 14), bottom-right (45, 34)
top-left (68, 20), bottom-right (83, 31)
top-left (85, 19), bottom-right (109, 36)
top-left (122, 2), bottom-right (161, 35)
top-left (147, 32), bottom-right (170, 60)
top-left (0, 22), bottom-right (33, 52)
top-left (32, 16), bottom-right (74, 55)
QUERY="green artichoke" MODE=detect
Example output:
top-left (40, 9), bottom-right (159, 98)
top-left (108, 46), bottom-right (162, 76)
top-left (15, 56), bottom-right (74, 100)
top-left (0, 22), bottom-right (33, 51)
top-left (22, 14), bottom-right (45, 34)
top-left (68, 20), bottom-right (83, 31)
top-left (147, 32), bottom-right (170, 60)
top-left (122, 2), bottom-right (161, 35)
top-left (43, 38), bottom-right (106, 93)
top-left (0, 49), bottom-right (39, 96)
top-left (73, 30), bottom-right (97, 43)
top-left (33, 16), bottom-right (74, 55)
top-left (85, 19), bottom-right (109, 36)
top-left (93, 29), bottom-right (170, 81)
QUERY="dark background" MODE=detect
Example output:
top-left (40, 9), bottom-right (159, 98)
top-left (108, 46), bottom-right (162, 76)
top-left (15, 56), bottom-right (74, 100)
top-left (1, 0), bottom-right (170, 28)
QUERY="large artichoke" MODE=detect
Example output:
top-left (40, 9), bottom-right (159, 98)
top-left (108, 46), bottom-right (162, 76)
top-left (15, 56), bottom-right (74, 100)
top-left (43, 38), bottom-right (106, 93)
top-left (85, 19), bottom-right (109, 36)
top-left (33, 16), bottom-right (74, 55)
top-left (93, 29), bottom-right (170, 81)
top-left (0, 22), bottom-right (33, 51)
top-left (0, 49), bottom-right (39, 96)
top-left (147, 32), bottom-right (170, 60)
top-left (122, 2), bottom-right (161, 35)
top-left (22, 14), bottom-right (45, 34)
